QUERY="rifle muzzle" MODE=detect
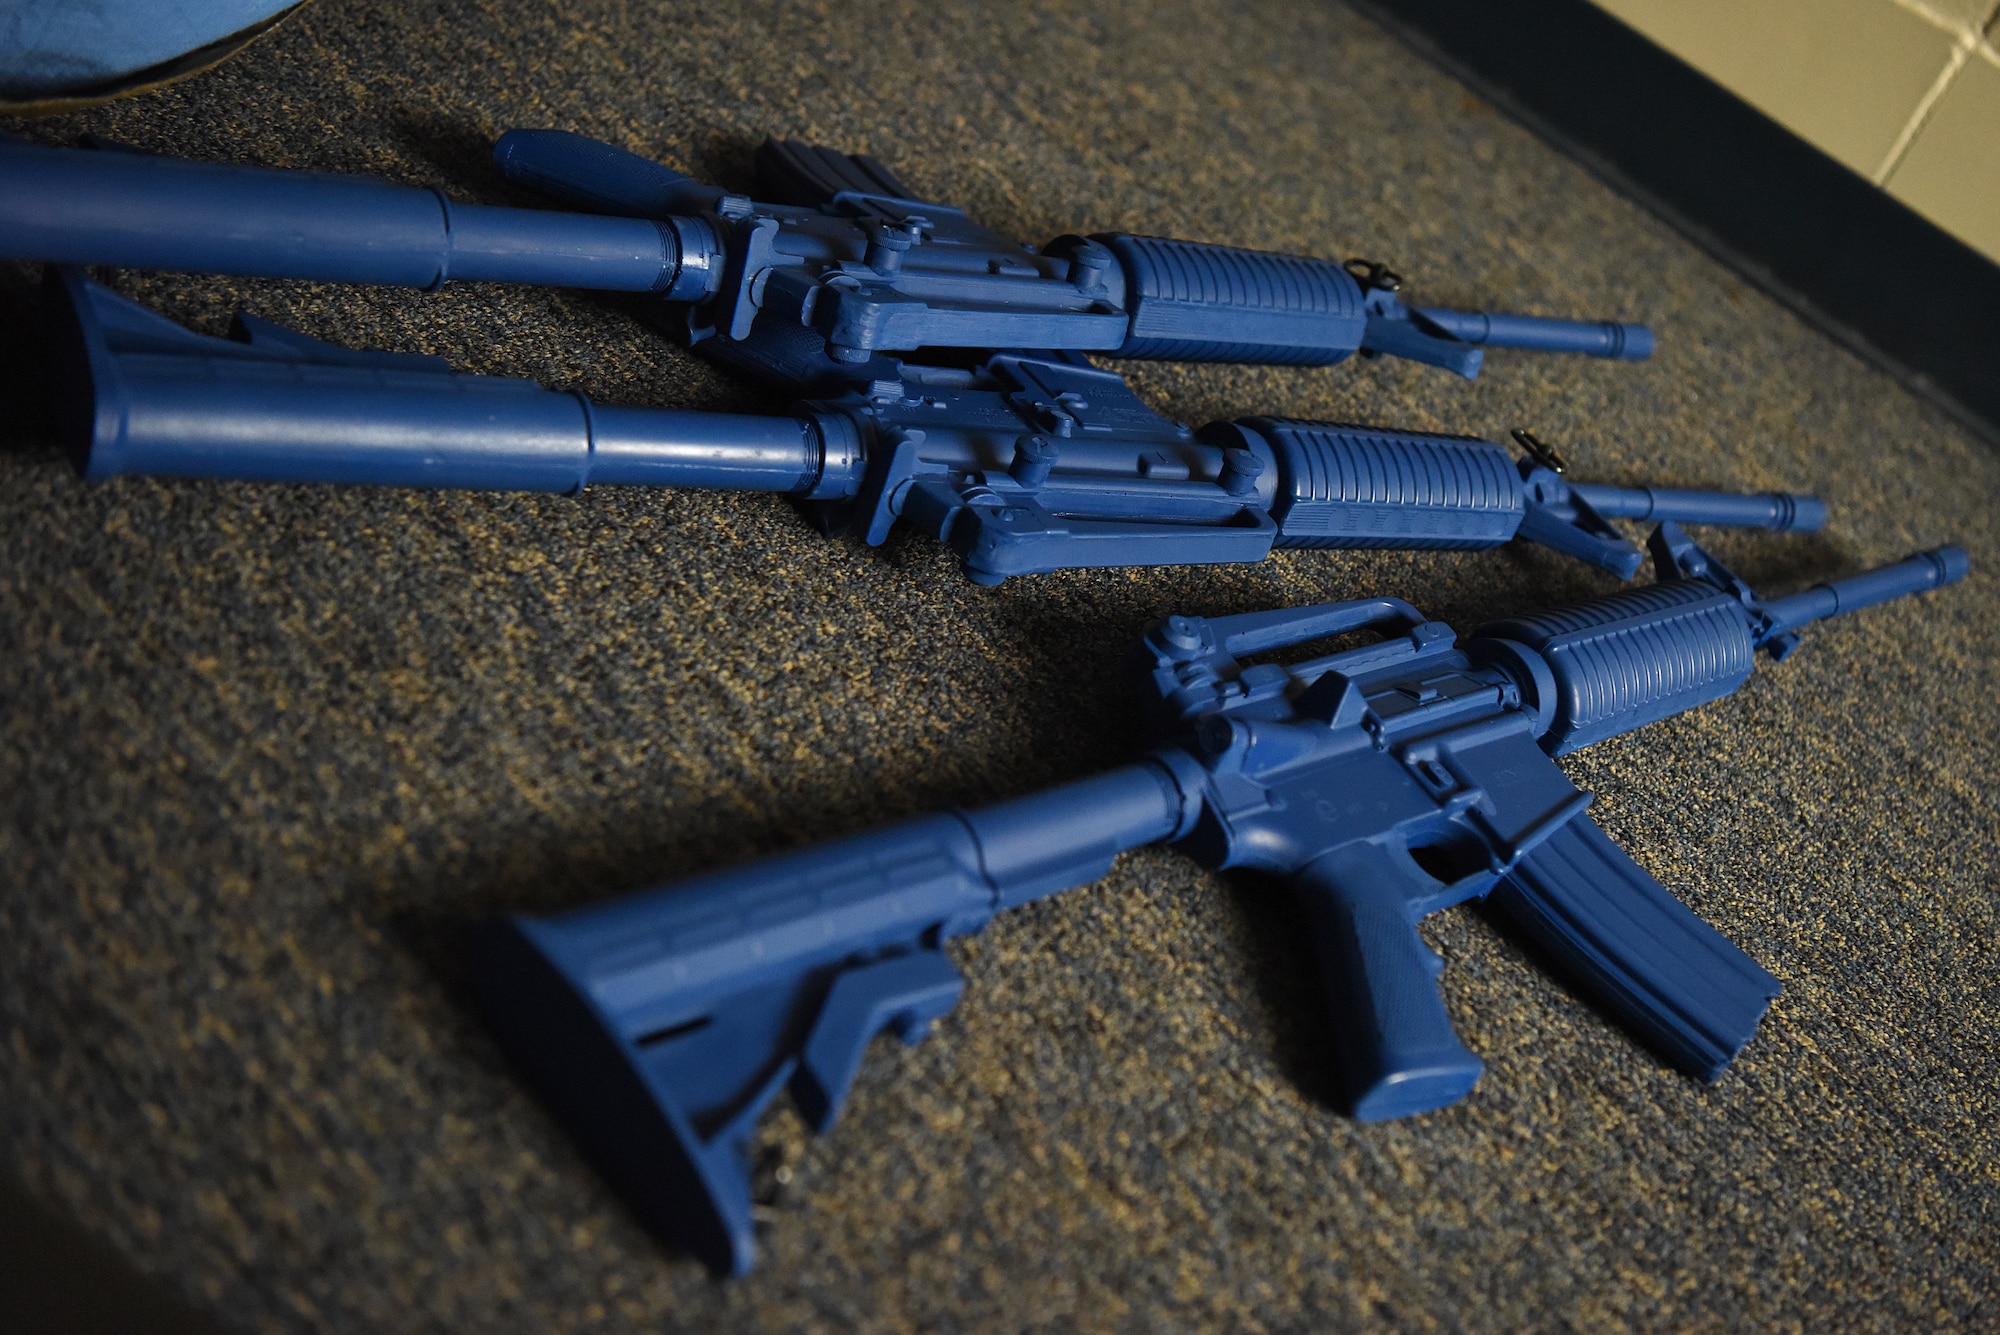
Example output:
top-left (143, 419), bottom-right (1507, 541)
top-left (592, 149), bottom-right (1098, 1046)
top-left (1416, 308), bottom-right (1655, 360)
top-left (1761, 546), bottom-right (1970, 634)
top-left (1565, 483), bottom-right (1827, 532)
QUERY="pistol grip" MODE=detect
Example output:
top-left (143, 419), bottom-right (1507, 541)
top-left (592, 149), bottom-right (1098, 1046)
top-left (1294, 844), bottom-right (1484, 1120)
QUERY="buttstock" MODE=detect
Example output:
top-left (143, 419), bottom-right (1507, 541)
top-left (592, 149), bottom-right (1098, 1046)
top-left (473, 763), bottom-right (1185, 1275)
top-left (1487, 813), bottom-right (1779, 1080)
top-left (475, 812), bottom-right (993, 1276)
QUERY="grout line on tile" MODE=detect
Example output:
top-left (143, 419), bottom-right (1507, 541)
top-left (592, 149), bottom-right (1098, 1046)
top-left (1883, 0), bottom-right (2000, 68)
top-left (1874, 42), bottom-right (1974, 183)
top-left (1885, 0), bottom-right (1980, 38)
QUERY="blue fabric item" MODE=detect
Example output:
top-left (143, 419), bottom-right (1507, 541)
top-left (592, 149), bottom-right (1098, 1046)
top-left (0, 0), bottom-right (294, 98)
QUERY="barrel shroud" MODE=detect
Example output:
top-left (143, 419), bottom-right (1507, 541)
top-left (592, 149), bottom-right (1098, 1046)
top-left (1244, 418), bottom-right (1527, 550)
top-left (1474, 581), bottom-right (1758, 756)
top-left (1101, 234), bottom-right (1370, 365)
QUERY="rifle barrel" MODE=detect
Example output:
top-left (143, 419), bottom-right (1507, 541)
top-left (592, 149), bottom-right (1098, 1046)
top-left (1567, 482), bottom-right (1827, 531)
top-left (1762, 547), bottom-right (1970, 633)
top-left (1417, 307), bottom-right (1653, 360)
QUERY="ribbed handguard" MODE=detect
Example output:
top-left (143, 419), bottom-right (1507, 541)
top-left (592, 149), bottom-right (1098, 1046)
top-left (1101, 234), bottom-right (1369, 365)
top-left (1240, 419), bottom-right (1528, 550)
top-left (1474, 581), bottom-right (1757, 755)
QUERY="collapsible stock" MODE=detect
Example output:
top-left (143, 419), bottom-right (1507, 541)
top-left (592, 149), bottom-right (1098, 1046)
top-left (479, 764), bottom-right (1188, 1276)
top-left (0, 134), bottom-right (697, 294)
top-left (46, 268), bottom-right (843, 495)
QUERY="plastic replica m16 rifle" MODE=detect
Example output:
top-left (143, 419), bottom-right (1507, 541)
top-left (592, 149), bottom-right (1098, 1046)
top-left (42, 266), bottom-right (1821, 582)
top-left (476, 526), bottom-right (1967, 1275)
top-left (4, 131), bottom-right (1817, 583)
top-left (1, 129), bottom-right (1651, 378)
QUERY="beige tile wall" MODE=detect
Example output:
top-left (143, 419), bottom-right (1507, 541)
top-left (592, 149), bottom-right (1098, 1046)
top-left (1591, 0), bottom-right (2000, 263)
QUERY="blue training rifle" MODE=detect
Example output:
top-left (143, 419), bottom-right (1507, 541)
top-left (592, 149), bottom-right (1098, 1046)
top-left (41, 264), bottom-right (1818, 582)
top-left (475, 526), bottom-right (1967, 1274)
top-left (6, 132), bottom-right (1827, 581)
top-left (1, 128), bottom-right (1651, 378)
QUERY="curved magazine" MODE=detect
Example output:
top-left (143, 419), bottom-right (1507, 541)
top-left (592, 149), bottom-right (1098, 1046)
top-left (1489, 813), bottom-right (1778, 1080)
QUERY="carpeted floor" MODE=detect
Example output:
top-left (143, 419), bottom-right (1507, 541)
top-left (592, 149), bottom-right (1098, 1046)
top-left (1, 1), bottom-right (1995, 1330)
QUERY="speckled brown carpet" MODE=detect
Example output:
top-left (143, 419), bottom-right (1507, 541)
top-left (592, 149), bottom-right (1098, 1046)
top-left (2, 1), bottom-right (1996, 1330)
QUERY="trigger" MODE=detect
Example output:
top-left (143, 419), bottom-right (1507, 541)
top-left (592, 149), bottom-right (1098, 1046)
top-left (793, 951), bottom-right (964, 1133)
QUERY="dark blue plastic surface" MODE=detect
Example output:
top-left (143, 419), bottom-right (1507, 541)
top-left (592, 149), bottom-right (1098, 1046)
top-left (0, 130), bottom-right (1651, 377)
top-left (1417, 307), bottom-right (1653, 358)
top-left (1102, 235), bottom-right (1370, 365)
top-left (1487, 815), bottom-right (1780, 1081)
top-left (479, 765), bottom-right (1181, 1276)
top-left (0, 135), bottom-right (679, 292)
top-left (46, 269), bottom-right (839, 495)
top-left (477, 532), bottom-right (1966, 1273)
top-left (1474, 580), bottom-right (1759, 755)
top-left (44, 271), bottom-right (1822, 583)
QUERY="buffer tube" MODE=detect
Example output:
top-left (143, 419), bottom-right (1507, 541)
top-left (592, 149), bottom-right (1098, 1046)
top-left (0, 134), bottom-right (720, 299)
top-left (50, 266), bottom-right (855, 499)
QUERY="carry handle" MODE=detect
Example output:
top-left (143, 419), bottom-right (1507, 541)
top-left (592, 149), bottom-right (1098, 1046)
top-left (1203, 598), bottom-right (1428, 660)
